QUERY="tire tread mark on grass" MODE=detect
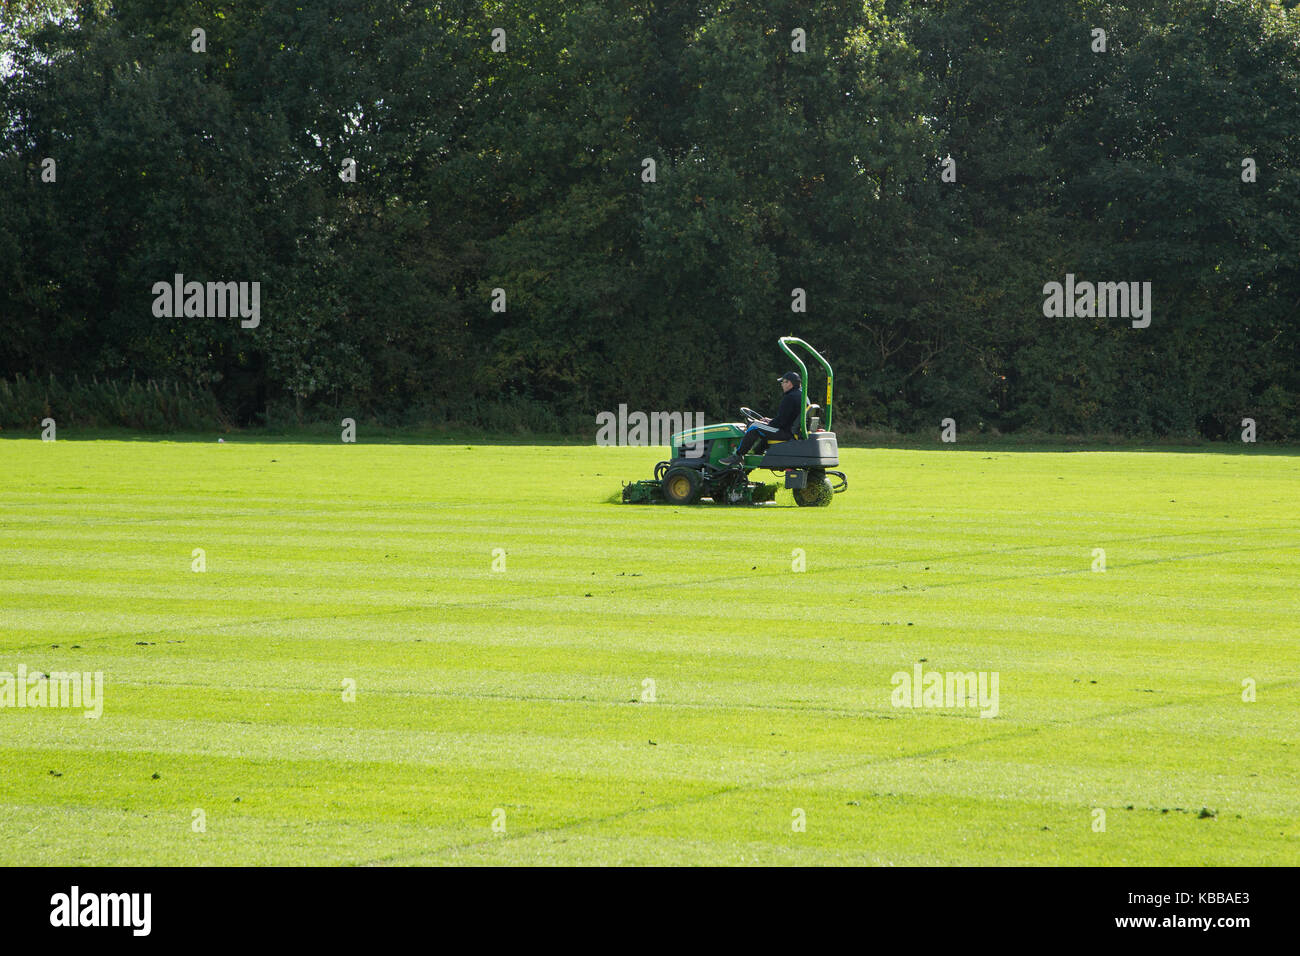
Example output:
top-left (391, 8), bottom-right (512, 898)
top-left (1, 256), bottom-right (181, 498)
top-left (356, 676), bottom-right (1300, 865)
top-left (4, 537), bottom-right (1290, 655)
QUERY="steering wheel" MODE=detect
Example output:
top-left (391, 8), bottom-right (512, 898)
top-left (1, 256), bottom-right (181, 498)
top-left (739, 407), bottom-right (763, 424)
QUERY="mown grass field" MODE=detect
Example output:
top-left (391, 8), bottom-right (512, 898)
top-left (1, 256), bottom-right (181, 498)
top-left (0, 437), bottom-right (1296, 865)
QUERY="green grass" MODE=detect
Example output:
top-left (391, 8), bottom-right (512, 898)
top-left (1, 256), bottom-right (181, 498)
top-left (1, 437), bottom-right (1297, 865)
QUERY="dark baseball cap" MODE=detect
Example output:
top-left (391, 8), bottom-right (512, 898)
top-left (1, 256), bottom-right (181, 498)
top-left (778, 370), bottom-right (801, 386)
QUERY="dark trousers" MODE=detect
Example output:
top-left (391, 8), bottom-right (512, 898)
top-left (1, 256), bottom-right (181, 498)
top-left (735, 422), bottom-right (793, 457)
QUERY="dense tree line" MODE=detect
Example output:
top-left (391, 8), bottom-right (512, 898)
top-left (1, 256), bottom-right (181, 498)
top-left (2, 0), bottom-right (1297, 437)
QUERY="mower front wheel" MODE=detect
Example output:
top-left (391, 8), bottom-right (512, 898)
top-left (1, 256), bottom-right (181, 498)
top-left (661, 467), bottom-right (703, 505)
top-left (793, 470), bottom-right (834, 507)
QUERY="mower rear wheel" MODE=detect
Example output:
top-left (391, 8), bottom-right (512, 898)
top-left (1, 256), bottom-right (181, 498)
top-left (793, 470), bottom-right (834, 507)
top-left (661, 467), bottom-right (703, 505)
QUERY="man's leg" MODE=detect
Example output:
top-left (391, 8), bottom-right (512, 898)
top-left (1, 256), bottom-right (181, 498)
top-left (720, 423), bottom-right (774, 466)
top-left (755, 427), bottom-right (794, 454)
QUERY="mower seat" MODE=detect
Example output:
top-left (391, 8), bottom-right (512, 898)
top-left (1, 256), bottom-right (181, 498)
top-left (778, 403), bottom-right (821, 442)
top-left (804, 404), bottom-right (822, 435)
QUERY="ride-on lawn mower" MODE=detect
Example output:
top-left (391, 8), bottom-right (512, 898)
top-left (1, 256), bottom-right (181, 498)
top-left (622, 337), bottom-right (848, 506)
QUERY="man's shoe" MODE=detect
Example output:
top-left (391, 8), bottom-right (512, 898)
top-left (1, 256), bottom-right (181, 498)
top-left (719, 453), bottom-right (743, 467)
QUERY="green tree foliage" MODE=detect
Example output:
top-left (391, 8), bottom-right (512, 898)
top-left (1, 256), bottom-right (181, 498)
top-left (1, 0), bottom-right (1296, 435)
top-left (906, 0), bottom-right (1300, 436)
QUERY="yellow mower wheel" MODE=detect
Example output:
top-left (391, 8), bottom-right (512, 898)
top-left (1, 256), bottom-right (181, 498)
top-left (661, 467), bottom-right (702, 505)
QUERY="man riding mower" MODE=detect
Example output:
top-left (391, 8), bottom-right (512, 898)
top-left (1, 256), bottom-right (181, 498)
top-left (620, 337), bottom-right (848, 507)
top-left (718, 370), bottom-right (803, 467)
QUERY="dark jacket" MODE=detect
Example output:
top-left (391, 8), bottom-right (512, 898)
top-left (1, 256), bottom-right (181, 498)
top-left (769, 387), bottom-right (803, 435)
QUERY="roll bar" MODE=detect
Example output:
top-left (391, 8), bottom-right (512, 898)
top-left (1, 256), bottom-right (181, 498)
top-left (778, 336), bottom-right (833, 434)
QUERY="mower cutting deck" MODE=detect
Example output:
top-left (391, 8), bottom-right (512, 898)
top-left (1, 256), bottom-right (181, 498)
top-left (621, 337), bottom-right (848, 507)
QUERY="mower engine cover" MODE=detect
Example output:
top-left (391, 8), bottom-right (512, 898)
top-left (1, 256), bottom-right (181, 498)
top-left (671, 423), bottom-right (745, 463)
top-left (759, 431), bottom-right (839, 469)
